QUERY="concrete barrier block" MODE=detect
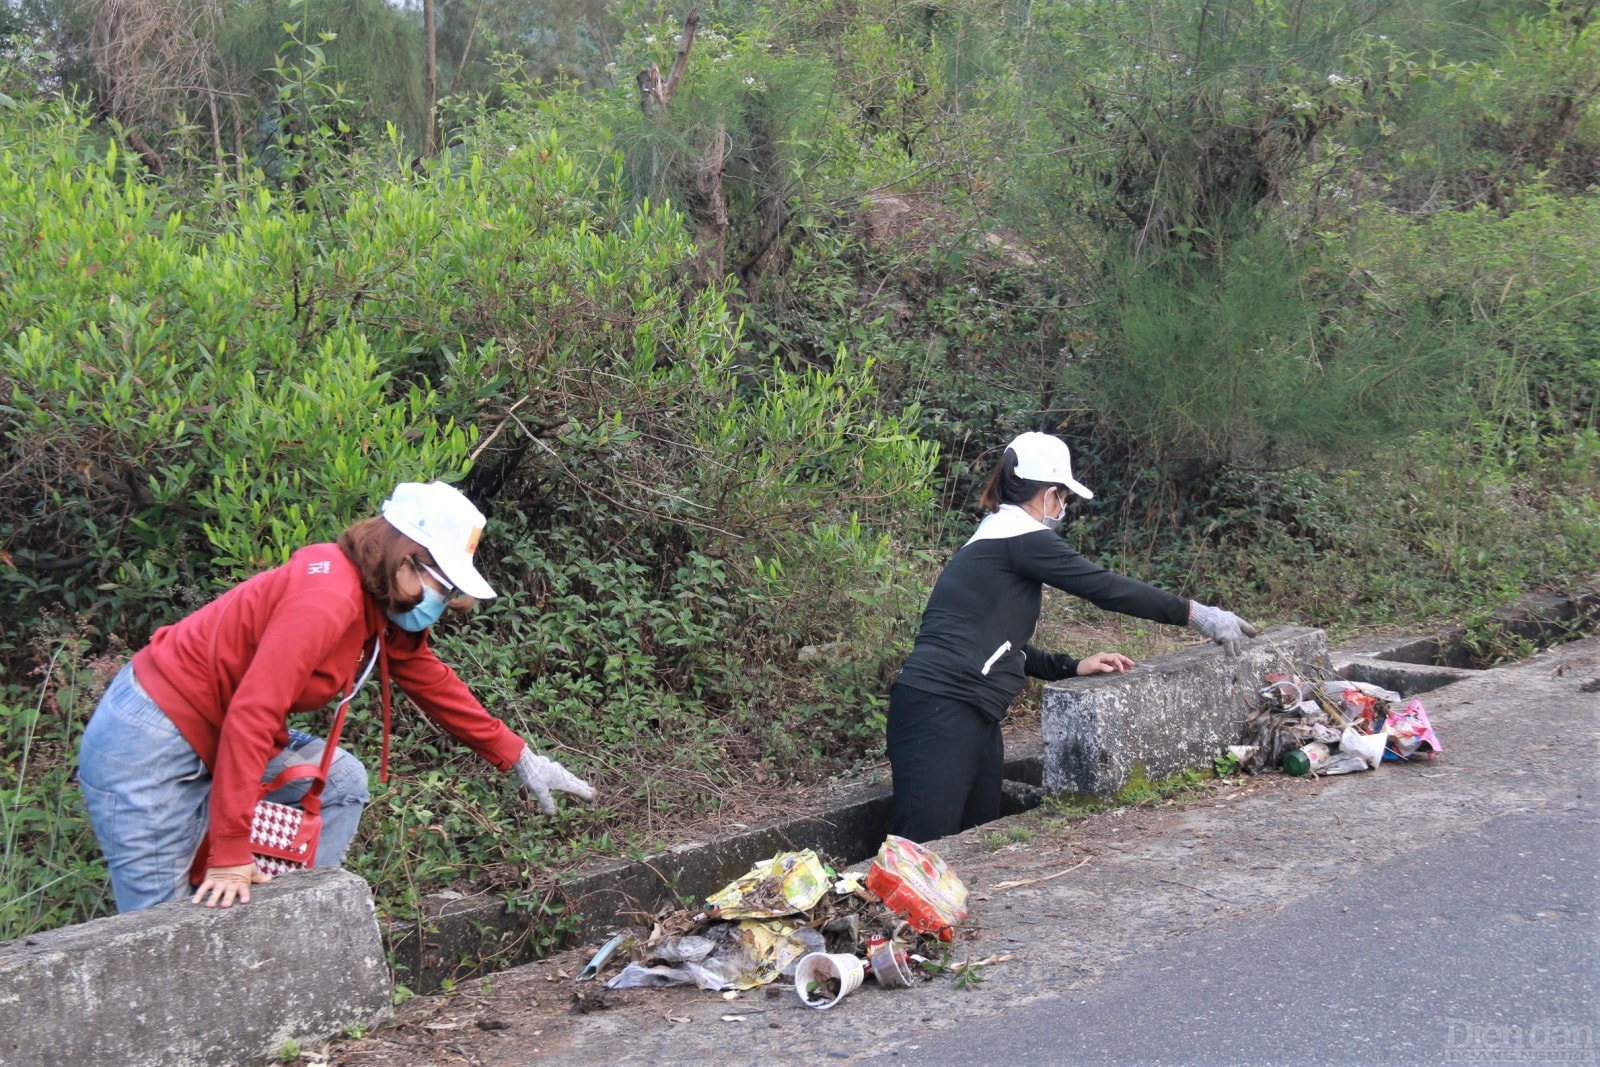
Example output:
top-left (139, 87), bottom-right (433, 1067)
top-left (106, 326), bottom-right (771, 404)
top-left (0, 868), bottom-right (390, 1067)
top-left (1042, 625), bottom-right (1328, 796)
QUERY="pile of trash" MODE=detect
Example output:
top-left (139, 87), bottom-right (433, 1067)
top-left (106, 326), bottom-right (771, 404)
top-left (1220, 672), bottom-right (1443, 777)
top-left (588, 835), bottom-right (969, 1009)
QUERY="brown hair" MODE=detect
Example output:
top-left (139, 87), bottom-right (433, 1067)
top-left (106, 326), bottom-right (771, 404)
top-left (977, 448), bottom-right (1062, 513)
top-left (337, 516), bottom-right (477, 616)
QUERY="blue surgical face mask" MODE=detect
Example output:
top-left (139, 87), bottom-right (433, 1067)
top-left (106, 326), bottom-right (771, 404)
top-left (388, 584), bottom-right (448, 632)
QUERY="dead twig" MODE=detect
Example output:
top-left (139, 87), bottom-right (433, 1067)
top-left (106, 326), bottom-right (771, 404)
top-left (950, 952), bottom-right (1015, 971)
top-left (990, 857), bottom-right (1089, 891)
top-left (467, 395), bottom-right (533, 462)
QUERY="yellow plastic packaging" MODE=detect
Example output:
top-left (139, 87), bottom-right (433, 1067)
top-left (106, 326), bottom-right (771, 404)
top-left (705, 849), bottom-right (831, 918)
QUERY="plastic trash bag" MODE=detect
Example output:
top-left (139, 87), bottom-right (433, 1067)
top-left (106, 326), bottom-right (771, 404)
top-left (654, 935), bottom-right (716, 963)
top-left (1318, 751), bottom-right (1371, 775)
top-left (607, 962), bottom-right (721, 990)
top-left (607, 921), bottom-right (825, 991)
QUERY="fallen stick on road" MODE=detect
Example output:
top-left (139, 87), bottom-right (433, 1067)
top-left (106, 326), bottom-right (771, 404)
top-left (991, 857), bottom-right (1089, 891)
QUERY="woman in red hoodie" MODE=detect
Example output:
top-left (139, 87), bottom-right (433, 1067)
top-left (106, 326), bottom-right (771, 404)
top-left (77, 481), bottom-right (596, 911)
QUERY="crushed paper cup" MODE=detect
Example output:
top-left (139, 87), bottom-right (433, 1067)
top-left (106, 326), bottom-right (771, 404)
top-left (1340, 726), bottom-right (1388, 770)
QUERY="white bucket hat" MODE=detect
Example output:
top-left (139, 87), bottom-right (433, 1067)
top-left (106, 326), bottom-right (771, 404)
top-left (1008, 432), bottom-right (1094, 500)
top-left (380, 481), bottom-right (497, 599)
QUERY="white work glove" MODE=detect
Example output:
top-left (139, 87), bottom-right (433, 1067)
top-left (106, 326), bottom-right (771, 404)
top-left (1188, 601), bottom-right (1260, 658)
top-left (513, 747), bottom-right (597, 815)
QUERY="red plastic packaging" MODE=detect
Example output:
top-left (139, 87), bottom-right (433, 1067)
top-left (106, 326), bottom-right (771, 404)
top-left (866, 835), bottom-right (969, 942)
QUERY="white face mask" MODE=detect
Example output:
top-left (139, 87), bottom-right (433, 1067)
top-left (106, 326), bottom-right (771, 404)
top-left (1040, 489), bottom-right (1067, 531)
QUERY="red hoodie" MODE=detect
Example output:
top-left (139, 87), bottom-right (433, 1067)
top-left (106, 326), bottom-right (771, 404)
top-left (131, 542), bottom-right (526, 869)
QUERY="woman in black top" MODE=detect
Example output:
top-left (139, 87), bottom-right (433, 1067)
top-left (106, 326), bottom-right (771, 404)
top-left (889, 432), bottom-right (1257, 842)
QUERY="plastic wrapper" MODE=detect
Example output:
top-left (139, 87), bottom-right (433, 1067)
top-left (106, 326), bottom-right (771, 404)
top-left (832, 872), bottom-right (867, 896)
top-left (1318, 751), bottom-right (1371, 775)
top-left (1314, 680), bottom-right (1401, 731)
top-left (1384, 699), bottom-right (1441, 760)
top-left (607, 921), bottom-right (825, 991)
top-left (1311, 723), bottom-right (1343, 744)
top-left (705, 849), bottom-right (831, 919)
top-left (1314, 679), bottom-right (1402, 705)
top-left (865, 835), bottom-right (968, 941)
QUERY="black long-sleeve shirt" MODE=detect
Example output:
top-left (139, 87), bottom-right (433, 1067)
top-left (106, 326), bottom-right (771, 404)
top-left (895, 505), bottom-right (1191, 720)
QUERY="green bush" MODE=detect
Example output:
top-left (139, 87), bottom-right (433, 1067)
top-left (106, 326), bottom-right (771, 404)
top-left (1076, 227), bottom-right (1478, 472)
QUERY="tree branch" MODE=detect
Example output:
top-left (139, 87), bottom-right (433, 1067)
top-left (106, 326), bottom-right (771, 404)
top-left (662, 8), bottom-right (701, 105)
top-left (447, 0), bottom-right (490, 97)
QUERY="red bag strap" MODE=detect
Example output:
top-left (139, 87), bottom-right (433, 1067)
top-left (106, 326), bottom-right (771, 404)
top-left (259, 762), bottom-right (323, 795)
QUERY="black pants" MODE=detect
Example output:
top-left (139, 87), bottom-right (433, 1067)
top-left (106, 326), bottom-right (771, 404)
top-left (886, 682), bottom-right (1003, 843)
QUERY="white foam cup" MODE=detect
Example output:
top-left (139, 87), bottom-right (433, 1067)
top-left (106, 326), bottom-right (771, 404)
top-left (794, 952), bottom-right (866, 1008)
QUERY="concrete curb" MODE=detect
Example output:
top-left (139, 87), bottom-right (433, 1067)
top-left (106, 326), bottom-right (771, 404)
top-left (1335, 579), bottom-right (1600, 670)
top-left (0, 868), bottom-right (390, 1067)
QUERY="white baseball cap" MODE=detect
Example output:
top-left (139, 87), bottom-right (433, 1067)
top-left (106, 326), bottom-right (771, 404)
top-left (380, 481), bottom-right (497, 600)
top-left (1008, 432), bottom-right (1094, 500)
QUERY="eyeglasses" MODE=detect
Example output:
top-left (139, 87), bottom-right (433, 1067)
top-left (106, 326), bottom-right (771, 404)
top-left (411, 557), bottom-right (460, 599)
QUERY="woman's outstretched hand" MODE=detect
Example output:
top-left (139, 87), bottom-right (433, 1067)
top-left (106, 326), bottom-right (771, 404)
top-left (192, 863), bottom-right (271, 908)
top-left (1077, 651), bottom-right (1135, 675)
top-left (1188, 601), bottom-right (1260, 657)
top-left (514, 746), bottom-right (597, 815)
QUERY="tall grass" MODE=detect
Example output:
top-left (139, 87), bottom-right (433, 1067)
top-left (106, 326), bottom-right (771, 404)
top-left (0, 642), bottom-right (113, 940)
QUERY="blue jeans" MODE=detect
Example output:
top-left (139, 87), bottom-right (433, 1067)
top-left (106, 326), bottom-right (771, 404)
top-left (78, 662), bottom-right (371, 913)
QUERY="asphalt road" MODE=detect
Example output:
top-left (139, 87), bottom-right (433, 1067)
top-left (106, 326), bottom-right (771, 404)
top-left (873, 807), bottom-right (1598, 1067)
